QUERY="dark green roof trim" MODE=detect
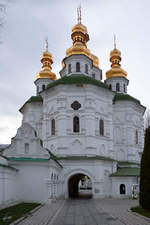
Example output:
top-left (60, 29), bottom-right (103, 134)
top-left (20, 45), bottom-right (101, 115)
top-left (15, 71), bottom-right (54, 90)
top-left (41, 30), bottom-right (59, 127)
top-left (56, 155), bottom-right (115, 161)
top-left (110, 167), bottom-right (140, 177)
top-left (7, 157), bottom-right (50, 162)
top-left (26, 96), bottom-right (43, 103)
top-left (47, 74), bottom-right (109, 90)
top-left (113, 93), bottom-right (140, 104)
top-left (0, 163), bottom-right (18, 171)
top-left (118, 161), bottom-right (140, 166)
top-left (45, 149), bottom-right (63, 168)
top-left (19, 96), bottom-right (43, 112)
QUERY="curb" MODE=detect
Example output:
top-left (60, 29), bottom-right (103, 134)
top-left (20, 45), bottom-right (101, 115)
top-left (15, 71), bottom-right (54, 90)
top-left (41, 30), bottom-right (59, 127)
top-left (128, 208), bottom-right (150, 223)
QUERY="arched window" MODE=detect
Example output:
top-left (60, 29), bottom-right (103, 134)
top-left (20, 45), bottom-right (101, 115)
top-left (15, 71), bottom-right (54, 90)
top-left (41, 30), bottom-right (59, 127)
top-left (76, 62), bottom-right (80, 72)
top-left (37, 86), bottom-right (39, 94)
top-left (124, 84), bottom-right (126, 92)
top-left (116, 83), bottom-right (120, 92)
top-left (51, 119), bottom-right (55, 136)
top-left (136, 130), bottom-right (138, 144)
top-left (109, 84), bottom-right (112, 90)
top-left (42, 84), bottom-right (46, 91)
top-left (100, 119), bottom-right (104, 136)
top-left (68, 64), bottom-right (71, 73)
top-left (92, 74), bottom-right (95, 79)
top-left (73, 116), bottom-right (80, 132)
top-left (100, 71), bottom-right (103, 80)
top-left (120, 184), bottom-right (126, 194)
top-left (24, 143), bottom-right (29, 154)
top-left (85, 64), bottom-right (88, 74)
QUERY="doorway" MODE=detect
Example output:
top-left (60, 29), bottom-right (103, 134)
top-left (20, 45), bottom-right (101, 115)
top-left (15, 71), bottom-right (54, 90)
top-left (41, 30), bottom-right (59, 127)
top-left (68, 173), bottom-right (92, 199)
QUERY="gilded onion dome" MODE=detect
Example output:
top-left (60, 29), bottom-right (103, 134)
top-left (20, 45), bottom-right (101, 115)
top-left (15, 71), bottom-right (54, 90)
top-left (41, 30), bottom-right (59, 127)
top-left (106, 38), bottom-right (127, 79)
top-left (36, 40), bottom-right (56, 80)
top-left (63, 6), bottom-right (99, 69)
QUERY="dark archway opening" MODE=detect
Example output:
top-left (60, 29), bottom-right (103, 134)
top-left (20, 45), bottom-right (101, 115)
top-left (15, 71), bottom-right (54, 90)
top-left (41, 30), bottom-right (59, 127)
top-left (120, 184), bottom-right (126, 194)
top-left (68, 173), bottom-right (92, 199)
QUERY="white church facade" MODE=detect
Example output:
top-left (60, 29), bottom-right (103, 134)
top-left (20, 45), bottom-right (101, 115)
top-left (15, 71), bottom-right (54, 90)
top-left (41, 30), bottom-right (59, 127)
top-left (0, 12), bottom-right (146, 204)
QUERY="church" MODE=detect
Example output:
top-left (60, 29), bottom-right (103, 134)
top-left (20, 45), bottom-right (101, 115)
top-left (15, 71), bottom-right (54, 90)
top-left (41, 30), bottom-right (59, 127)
top-left (0, 9), bottom-right (146, 204)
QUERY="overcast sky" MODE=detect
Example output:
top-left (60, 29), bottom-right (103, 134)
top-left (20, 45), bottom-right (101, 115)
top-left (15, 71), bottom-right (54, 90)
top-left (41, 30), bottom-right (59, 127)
top-left (0, 0), bottom-right (150, 144)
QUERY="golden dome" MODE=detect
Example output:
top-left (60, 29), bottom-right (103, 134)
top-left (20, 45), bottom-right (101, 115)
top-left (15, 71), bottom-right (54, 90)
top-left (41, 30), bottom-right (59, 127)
top-left (64, 20), bottom-right (92, 66)
top-left (62, 7), bottom-right (99, 69)
top-left (110, 48), bottom-right (121, 58)
top-left (72, 23), bottom-right (88, 34)
top-left (36, 41), bottom-right (56, 80)
top-left (106, 41), bottom-right (127, 79)
top-left (66, 44), bottom-right (91, 58)
top-left (64, 24), bottom-right (99, 68)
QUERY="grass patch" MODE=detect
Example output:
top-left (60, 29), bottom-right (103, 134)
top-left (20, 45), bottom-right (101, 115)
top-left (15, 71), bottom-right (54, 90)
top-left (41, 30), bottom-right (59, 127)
top-left (0, 202), bottom-right (40, 225)
top-left (131, 206), bottom-right (150, 219)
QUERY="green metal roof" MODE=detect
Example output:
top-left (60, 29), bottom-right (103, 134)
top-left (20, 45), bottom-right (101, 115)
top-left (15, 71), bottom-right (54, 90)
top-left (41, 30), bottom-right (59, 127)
top-left (26, 96), bottom-right (43, 103)
top-left (19, 96), bottom-right (43, 112)
top-left (113, 93), bottom-right (140, 104)
top-left (118, 161), bottom-right (140, 166)
top-left (47, 74), bottom-right (109, 90)
top-left (7, 157), bottom-right (50, 162)
top-left (56, 155), bottom-right (115, 161)
top-left (45, 150), bottom-right (63, 168)
top-left (110, 167), bottom-right (140, 177)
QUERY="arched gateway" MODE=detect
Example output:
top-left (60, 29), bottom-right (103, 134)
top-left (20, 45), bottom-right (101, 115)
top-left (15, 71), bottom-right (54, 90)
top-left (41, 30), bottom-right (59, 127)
top-left (68, 173), bottom-right (92, 198)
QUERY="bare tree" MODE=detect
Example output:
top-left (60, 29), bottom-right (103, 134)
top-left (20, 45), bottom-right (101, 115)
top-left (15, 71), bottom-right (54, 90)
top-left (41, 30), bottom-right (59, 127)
top-left (0, 0), bottom-right (13, 43)
top-left (144, 109), bottom-right (150, 130)
top-left (0, 4), bottom-right (5, 43)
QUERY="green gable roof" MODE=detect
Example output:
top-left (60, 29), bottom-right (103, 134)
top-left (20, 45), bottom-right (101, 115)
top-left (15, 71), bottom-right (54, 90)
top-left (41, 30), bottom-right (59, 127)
top-left (47, 74), bottom-right (109, 90)
top-left (113, 93), bottom-right (140, 104)
top-left (110, 167), bottom-right (140, 177)
top-left (19, 96), bottom-right (43, 112)
top-left (26, 96), bottom-right (43, 103)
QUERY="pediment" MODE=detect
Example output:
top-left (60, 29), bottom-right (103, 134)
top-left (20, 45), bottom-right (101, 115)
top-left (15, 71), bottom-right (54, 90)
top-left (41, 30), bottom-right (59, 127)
top-left (3, 123), bottom-right (49, 159)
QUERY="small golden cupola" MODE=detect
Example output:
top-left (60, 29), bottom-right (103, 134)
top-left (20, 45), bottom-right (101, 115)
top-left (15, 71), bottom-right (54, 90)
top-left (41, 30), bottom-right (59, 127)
top-left (62, 6), bottom-right (99, 69)
top-left (36, 39), bottom-right (56, 80)
top-left (106, 37), bottom-right (127, 79)
top-left (105, 36), bottom-right (129, 93)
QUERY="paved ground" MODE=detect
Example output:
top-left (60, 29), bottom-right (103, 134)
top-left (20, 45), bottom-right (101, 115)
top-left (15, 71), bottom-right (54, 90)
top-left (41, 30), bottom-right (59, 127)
top-left (15, 198), bottom-right (150, 225)
top-left (95, 198), bottom-right (150, 225)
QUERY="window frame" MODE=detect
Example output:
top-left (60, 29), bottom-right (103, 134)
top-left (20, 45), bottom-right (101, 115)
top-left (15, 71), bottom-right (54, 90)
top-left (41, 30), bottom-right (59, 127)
top-left (68, 64), bottom-right (71, 73)
top-left (73, 116), bottom-right (80, 133)
top-left (76, 62), bottom-right (80, 72)
top-left (99, 119), bottom-right (104, 136)
top-left (42, 84), bottom-right (46, 91)
top-left (116, 83), bottom-right (120, 92)
top-left (85, 64), bottom-right (88, 74)
top-left (136, 130), bottom-right (138, 144)
top-left (51, 119), bottom-right (55, 136)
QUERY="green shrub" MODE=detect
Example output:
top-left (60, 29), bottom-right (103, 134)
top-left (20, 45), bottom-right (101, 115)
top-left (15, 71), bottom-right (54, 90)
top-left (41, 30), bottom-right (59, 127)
top-left (139, 126), bottom-right (150, 209)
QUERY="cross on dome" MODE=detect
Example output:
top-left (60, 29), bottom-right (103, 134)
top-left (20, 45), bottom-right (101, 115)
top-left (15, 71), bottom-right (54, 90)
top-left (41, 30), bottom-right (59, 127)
top-left (45, 37), bottom-right (48, 52)
top-left (77, 5), bottom-right (82, 24)
top-left (114, 34), bottom-right (116, 49)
